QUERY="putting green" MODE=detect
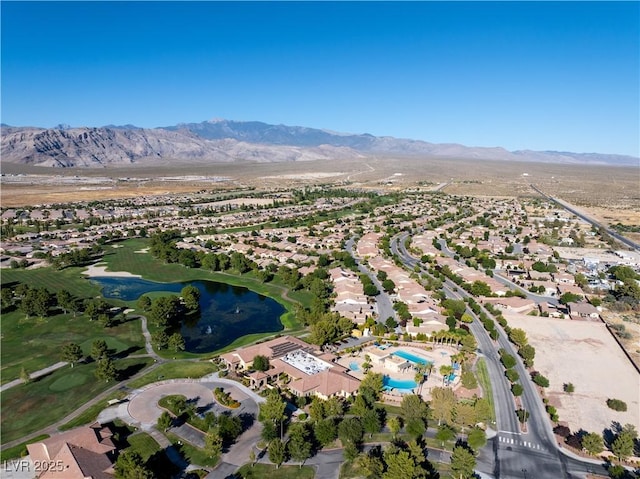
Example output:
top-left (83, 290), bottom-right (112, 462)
top-left (49, 372), bottom-right (88, 392)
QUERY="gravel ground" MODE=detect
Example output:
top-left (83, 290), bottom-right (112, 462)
top-left (505, 312), bottom-right (639, 435)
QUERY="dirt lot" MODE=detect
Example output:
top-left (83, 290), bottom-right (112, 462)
top-left (602, 311), bottom-right (640, 369)
top-left (505, 312), bottom-right (639, 435)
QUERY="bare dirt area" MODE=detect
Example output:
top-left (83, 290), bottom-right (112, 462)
top-left (602, 310), bottom-right (640, 369)
top-left (505, 312), bottom-right (639, 435)
top-left (2, 158), bottom-right (639, 212)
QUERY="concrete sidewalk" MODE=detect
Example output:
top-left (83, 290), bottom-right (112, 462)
top-left (0, 361), bottom-right (68, 392)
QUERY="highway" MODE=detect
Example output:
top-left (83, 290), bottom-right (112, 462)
top-left (530, 184), bottom-right (640, 252)
top-left (390, 233), bottom-right (609, 479)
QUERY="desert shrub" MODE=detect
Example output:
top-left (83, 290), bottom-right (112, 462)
top-left (606, 398), bottom-right (627, 412)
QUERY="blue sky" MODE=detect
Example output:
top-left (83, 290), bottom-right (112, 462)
top-left (2, 1), bottom-right (639, 156)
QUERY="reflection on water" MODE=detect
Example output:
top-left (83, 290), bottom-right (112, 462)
top-left (90, 276), bottom-right (285, 353)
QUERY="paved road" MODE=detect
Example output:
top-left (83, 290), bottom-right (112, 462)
top-left (0, 361), bottom-right (69, 392)
top-left (530, 184), bottom-right (640, 252)
top-left (98, 375), bottom-right (265, 477)
top-left (436, 238), bottom-right (557, 305)
top-left (345, 237), bottom-right (396, 323)
top-left (391, 233), bottom-right (610, 479)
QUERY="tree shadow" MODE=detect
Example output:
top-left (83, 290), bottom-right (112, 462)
top-left (603, 424), bottom-right (619, 448)
top-left (195, 401), bottom-right (215, 416)
top-left (146, 449), bottom-right (181, 479)
top-left (118, 362), bottom-right (148, 381)
top-left (238, 411), bottom-right (255, 432)
top-left (113, 345), bottom-right (144, 359)
top-left (566, 428), bottom-right (588, 449)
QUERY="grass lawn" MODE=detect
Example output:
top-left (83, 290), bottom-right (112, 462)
top-left (0, 308), bottom-right (145, 384)
top-left (126, 361), bottom-right (218, 389)
top-left (166, 431), bottom-right (219, 468)
top-left (125, 432), bottom-right (162, 461)
top-left (157, 395), bottom-right (186, 415)
top-left (475, 358), bottom-right (496, 424)
top-left (236, 463), bottom-right (315, 479)
top-left (122, 430), bottom-right (180, 479)
top-left (1, 357), bottom-right (153, 444)
top-left (0, 434), bottom-right (49, 462)
top-left (1, 266), bottom-right (103, 299)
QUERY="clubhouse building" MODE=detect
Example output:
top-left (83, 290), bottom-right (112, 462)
top-left (220, 335), bottom-right (360, 399)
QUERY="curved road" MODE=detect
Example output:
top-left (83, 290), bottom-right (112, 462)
top-left (391, 233), bottom-right (609, 479)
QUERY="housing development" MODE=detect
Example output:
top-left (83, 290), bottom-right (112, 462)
top-left (1, 183), bottom-right (639, 479)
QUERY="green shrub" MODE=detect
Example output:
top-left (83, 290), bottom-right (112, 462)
top-left (505, 369), bottom-right (519, 383)
top-left (606, 398), bottom-right (627, 412)
top-left (511, 383), bottom-right (523, 396)
top-left (461, 371), bottom-right (478, 389)
top-left (532, 373), bottom-right (549, 388)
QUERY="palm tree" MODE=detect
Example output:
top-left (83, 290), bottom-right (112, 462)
top-left (440, 365), bottom-right (454, 386)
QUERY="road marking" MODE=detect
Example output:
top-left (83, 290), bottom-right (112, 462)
top-left (498, 436), bottom-right (544, 451)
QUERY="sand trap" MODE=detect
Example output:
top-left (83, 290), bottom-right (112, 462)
top-left (134, 247), bottom-right (150, 254)
top-left (83, 263), bottom-right (142, 278)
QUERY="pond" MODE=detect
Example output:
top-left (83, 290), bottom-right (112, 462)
top-left (90, 276), bottom-right (285, 353)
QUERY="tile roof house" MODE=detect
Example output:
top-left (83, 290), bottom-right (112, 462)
top-left (26, 422), bottom-right (116, 479)
top-left (220, 336), bottom-right (361, 399)
top-left (567, 302), bottom-right (601, 320)
top-left (481, 296), bottom-right (536, 314)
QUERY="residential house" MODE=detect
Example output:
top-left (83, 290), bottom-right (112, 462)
top-left (27, 422), bottom-right (116, 479)
top-left (567, 302), bottom-right (601, 320)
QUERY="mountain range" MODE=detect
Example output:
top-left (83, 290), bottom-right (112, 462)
top-left (1, 119), bottom-right (637, 168)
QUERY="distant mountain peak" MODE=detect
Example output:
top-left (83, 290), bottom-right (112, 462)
top-left (1, 118), bottom-right (637, 168)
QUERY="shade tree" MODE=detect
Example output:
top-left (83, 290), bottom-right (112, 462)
top-left (61, 342), bottom-right (83, 367)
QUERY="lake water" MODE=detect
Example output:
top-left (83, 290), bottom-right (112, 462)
top-left (90, 276), bottom-right (285, 353)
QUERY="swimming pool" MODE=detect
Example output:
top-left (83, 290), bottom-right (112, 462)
top-left (383, 376), bottom-right (416, 392)
top-left (349, 362), bottom-right (360, 371)
top-left (392, 349), bottom-right (433, 366)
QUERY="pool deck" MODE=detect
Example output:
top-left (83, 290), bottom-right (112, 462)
top-left (336, 342), bottom-right (461, 402)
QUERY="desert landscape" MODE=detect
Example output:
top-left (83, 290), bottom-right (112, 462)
top-left (505, 312), bottom-right (639, 435)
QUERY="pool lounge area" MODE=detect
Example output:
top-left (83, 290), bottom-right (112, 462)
top-left (392, 349), bottom-right (433, 366)
top-left (337, 343), bottom-right (459, 402)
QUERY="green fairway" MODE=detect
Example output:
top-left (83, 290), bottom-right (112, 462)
top-left (59, 390), bottom-right (130, 431)
top-left (0, 357), bottom-right (153, 444)
top-left (1, 266), bottom-right (102, 299)
top-left (0, 308), bottom-right (145, 384)
top-left (48, 372), bottom-right (88, 391)
top-left (126, 360), bottom-right (218, 389)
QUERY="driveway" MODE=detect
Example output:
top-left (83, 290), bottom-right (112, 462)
top-left (127, 382), bottom-right (214, 426)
